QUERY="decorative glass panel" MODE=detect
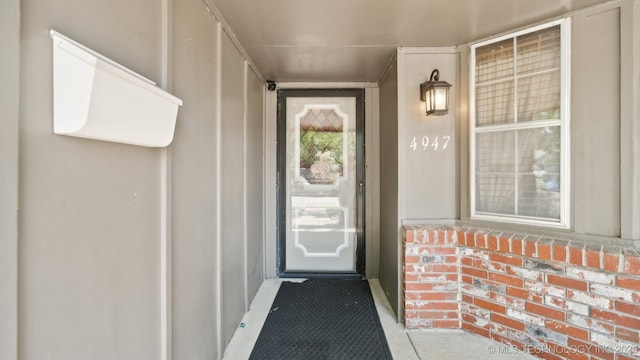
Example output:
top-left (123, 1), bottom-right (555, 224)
top-left (286, 97), bottom-right (357, 272)
top-left (298, 108), bottom-right (344, 185)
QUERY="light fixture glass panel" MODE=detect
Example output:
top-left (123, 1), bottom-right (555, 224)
top-left (435, 88), bottom-right (448, 110)
top-left (426, 88), bottom-right (434, 112)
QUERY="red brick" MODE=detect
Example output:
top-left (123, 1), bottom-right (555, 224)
top-left (617, 276), bottom-right (640, 291)
top-left (476, 234), bottom-right (487, 248)
top-left (616, 301), bottom-right (640, 317)
top-left (432, 264), bottom-right (458, 273)
top-left (456, 230), bottom-right (465, 245)
top-left (567, 339), bottom-right (612, 360)
top-left (525, 302), bottom-right (565, 321)
top-left (461, 293), bottom-right (473, 304)
top-left (487, 235), bottom-right (499, 251)
top-left (434, 319), bottom-right (459, 328)
top-left (546, 274), bottom-right (588, 291)
top-left (426, 302), bottom-right (459, 310)
top-left (490, 253), bottom-right (523, 267)
top-left (618, 355), bottom-right (640, 360)
top-left (538, 241), bottom-right (553, 261)
top-left (462, 313), bottom-right (482, 325)
top-left (508, 286), bottom-right (543, 303)
top-left (490, 272), bottom-right (524, 288)
top-left (561, 349), bottom-right (590, 360)
top-left (585, 246), bottom-right (602, 268)
top-left (434, 246), bottom-right (457, 255)
top-left (488, 261), bottom-right (506, 273)
top-left (405, 230), bottom-right (415, 243)
top-left (445, 273), bottom-right (458, 281)
top-left (615, 327), bottom-right (639, 343)
top-left (512, 238), bottom-right (523, 256)
top-left (498, 236), bottom-right (510, 253)
top-left (461, 266), bottom-right (488, 279)
top-left (420, 310), bottom-right (457, 319)
top-left (473, 259), bottom-right (489, 270)
top-left (624, 251), bottom-right (640, 276)
top-left (523, 239), bottom-right (537, 257)
top-left (568, 245), bottom-right (583, 266)
top-left (405, 282), bottom-right (434, 291)
top-left (404, 273), bottom-right (420, 281)
top-left (475, 298), bottom-right (506, 314)
top-left (553, 242), bottom-right (568, 263)
top-left (461, 257), bottom-right (473, 267)
top-left (418, 230), bottom-right (428, 243)
top-left (491, 312), bottom-right (525, 331)
top-left (603, 253), bottom-right (620, 272)
top-left (438, 230), bottom-right (448, 244)
top-left (544, 319), bottom-right (588, 340)
top-left (591, 309), bottom-right (640, 329)
top-left (593, 349), bottom-right (618, 360)
top-left (407, 292), bottom-right (446, 301)
top-left (462, 321), bottom-right (491, 338)
top-left (462, 275), bottom-right (473, 284)
top-left (405, 255), bottom-right (420, 264)
top-left (405, 310), bottom-right (419, 319)
top-left (465, 232), bottom-right (475, 247)
top-left (567, 338), bottom-right (599, 357)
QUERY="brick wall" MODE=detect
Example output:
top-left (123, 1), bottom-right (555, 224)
top-left (404, 227), bottom-right (460, 328)
top-left (403, 225), bottom-right (640, 360)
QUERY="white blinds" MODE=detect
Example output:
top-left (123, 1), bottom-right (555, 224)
top-left (473, 24), bottom-right (563, 222)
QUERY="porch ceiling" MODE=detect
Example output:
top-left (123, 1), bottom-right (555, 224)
top-left (210, 0), bottom-right (609, 82)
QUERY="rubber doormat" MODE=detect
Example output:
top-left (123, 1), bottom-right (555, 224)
top-left (249, 279), bottom-right (393, 360)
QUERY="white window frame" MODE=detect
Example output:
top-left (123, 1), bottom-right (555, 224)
top-left (469, 18), bottom-right (571, 229)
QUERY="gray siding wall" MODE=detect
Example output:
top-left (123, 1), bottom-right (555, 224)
top-left (13, 0), bottom-right (265, 358)
top-left (456, 4), bottom-right (628, 239)
top-left (0, 0), bottom-right (19, 359)
top-left (398, 51), bottom-right (457, 220)
top-left (246, 68), bottom-right (265, 303)
top-left (378, 58), bottom-right (399, 314)
top-left (20, 0), bottom-right (162, 358)
top-left (376, 2), bottom-right (639, 320)
top-left (171, 0), bottom-right (219, 357)
top-left (221, 33), bottom-right (248, 347)
top-left (571, 7), bottom-right (621, 236)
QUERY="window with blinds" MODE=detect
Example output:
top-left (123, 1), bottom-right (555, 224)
top-left (470, 19), bottom-right (570, 228)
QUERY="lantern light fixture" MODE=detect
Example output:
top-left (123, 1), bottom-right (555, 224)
top-left (420, 69), bottom-right (452, 116)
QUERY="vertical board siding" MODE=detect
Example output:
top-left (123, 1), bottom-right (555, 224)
top-left (20, 0), bottom-right (162, 358)
top-left (171, 0), bottom-right (219, 357)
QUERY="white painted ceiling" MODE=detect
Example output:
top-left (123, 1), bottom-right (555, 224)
top-left (211, 0), bottom-right (609, 82)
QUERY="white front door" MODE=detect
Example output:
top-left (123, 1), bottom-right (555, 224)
top-left (278, 89), bottom-right (364, 275)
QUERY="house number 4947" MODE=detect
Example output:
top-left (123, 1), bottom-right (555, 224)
top-left (409, 135), bottom-right (451, 151)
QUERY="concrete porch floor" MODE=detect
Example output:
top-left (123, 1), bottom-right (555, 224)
top-left (223, 279), bottom-right (536, 360)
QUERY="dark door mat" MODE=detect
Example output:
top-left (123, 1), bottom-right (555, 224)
top-left (249, 279), bottom-right (393, 360)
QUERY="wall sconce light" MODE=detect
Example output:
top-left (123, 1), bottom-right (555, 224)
top-left (420, 69), bottom-right (452, 116)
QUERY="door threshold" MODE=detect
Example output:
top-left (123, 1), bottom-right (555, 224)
top-left (278, 272), bottom-right (363, 280)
